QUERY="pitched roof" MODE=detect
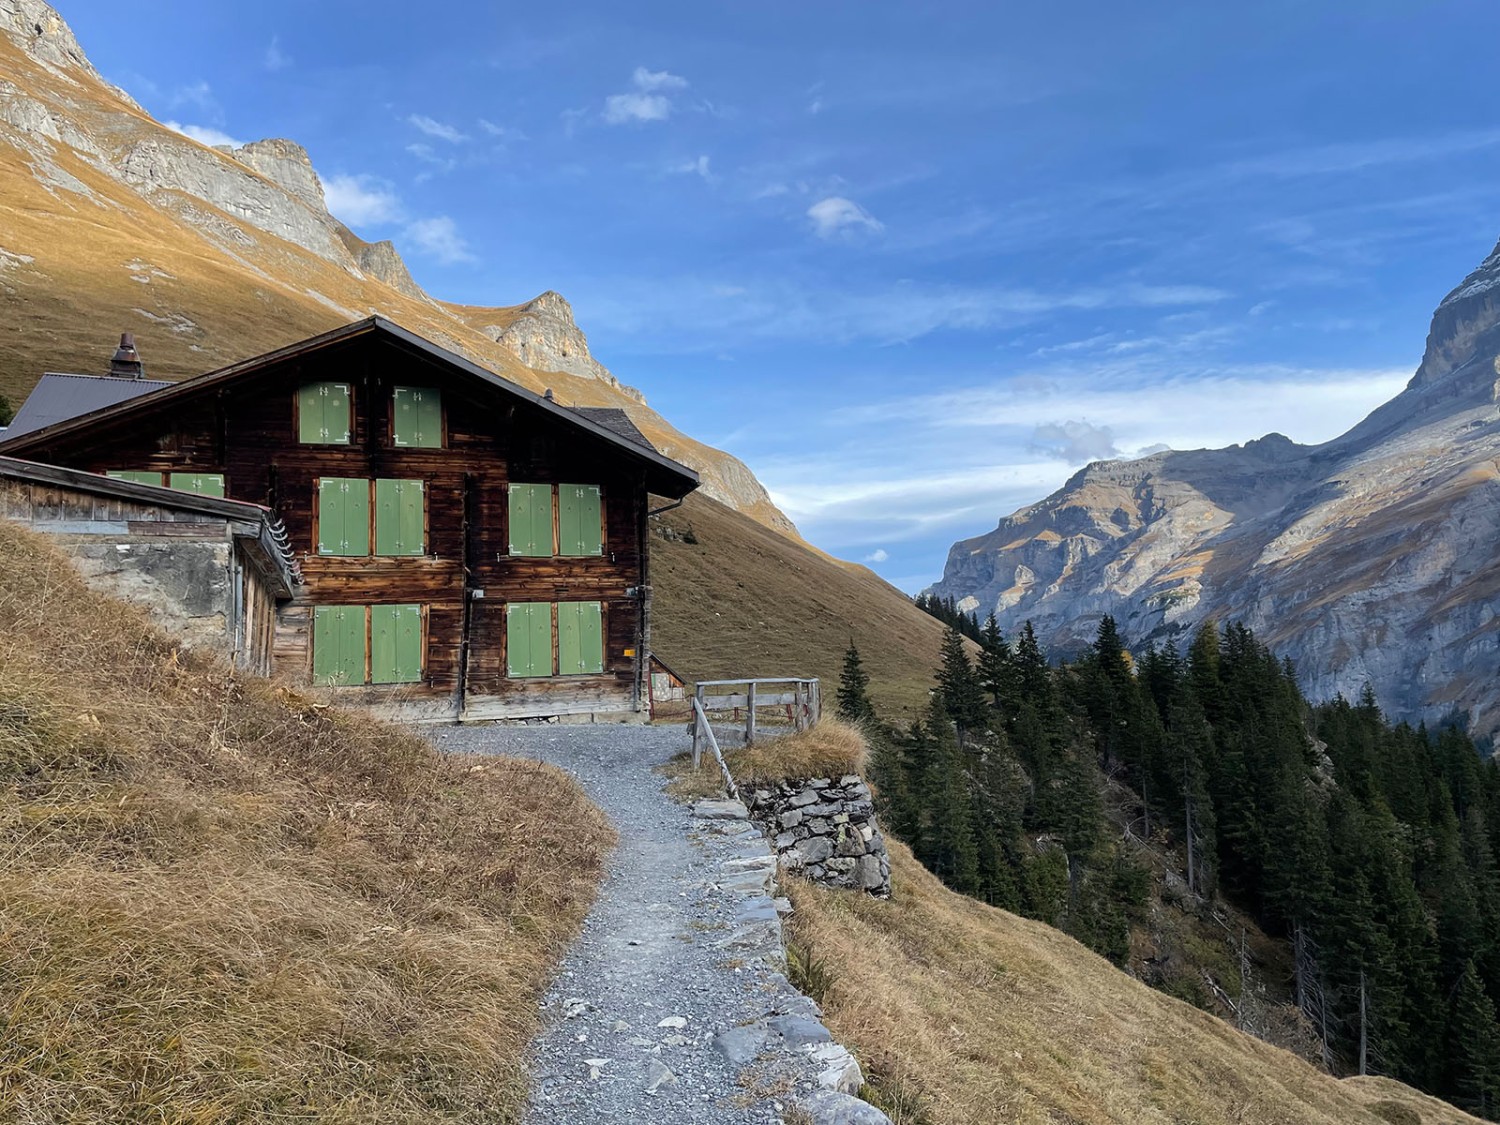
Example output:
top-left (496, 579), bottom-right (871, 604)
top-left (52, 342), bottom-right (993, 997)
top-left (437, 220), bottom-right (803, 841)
top-left (5, 372), bottom-right (173, 438)
top-left (569, 406), bottom-right (656, 452)
top-left (0, 455), bottom-right (300, 596)
top-left (0, 317), bottom-right (700, 498)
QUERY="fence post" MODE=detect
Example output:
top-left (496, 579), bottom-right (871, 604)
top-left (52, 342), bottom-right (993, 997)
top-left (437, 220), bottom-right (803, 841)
top-left (809, 678), bottom-right (821, 725)
top-left (747, 681), bottom-right (758, 744)
top-left (692, 682), bottom-right (705, 767)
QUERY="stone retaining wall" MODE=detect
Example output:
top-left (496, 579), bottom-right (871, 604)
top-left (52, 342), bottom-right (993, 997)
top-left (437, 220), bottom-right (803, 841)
top-left (745, 775), bottom-right (892, 898)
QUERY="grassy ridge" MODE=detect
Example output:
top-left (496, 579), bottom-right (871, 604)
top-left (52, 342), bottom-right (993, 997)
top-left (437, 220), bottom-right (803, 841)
top-left (0, 519), bottom-right (611, 1122)
top-left (650, 493), bottom-right (951, 720)
top-left (788, 841), bottom-right (1484, 1125)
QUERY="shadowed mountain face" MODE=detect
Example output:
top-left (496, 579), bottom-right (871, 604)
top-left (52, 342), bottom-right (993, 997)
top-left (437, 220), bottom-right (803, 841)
top-left (0, 0), bottom-right (794, 535)
top-left (927, 235), bottom-right (1500, 737)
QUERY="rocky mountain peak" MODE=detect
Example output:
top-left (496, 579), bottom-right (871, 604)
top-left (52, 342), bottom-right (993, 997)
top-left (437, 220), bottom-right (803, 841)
top-left (1412, 234), bottom-right (1500, 389)
top-left (228, 138), bottom-right (327, 215)
top-left (2, 0), bottom-right (97, 79)
top-left (479, 291), bottom-right (644, 402)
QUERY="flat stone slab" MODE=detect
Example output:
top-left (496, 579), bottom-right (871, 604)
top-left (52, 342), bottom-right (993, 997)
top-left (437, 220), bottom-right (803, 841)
top-left (693, 798), bottom-right (750, 820)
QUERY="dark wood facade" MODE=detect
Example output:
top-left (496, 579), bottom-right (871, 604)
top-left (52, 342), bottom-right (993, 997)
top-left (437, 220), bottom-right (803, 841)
top-left (0, 319), bottom-right (699, 722)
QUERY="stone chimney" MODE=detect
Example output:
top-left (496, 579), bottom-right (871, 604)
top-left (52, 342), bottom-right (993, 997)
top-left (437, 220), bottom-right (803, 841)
top-left (109, 333), bottom-right (144, 379)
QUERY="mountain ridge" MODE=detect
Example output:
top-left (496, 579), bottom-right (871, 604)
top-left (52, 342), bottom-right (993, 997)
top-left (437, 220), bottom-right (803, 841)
top-left (0, 0), bottom-right (790, 533)
top-left (927, 232), bottom-right (1500, 737)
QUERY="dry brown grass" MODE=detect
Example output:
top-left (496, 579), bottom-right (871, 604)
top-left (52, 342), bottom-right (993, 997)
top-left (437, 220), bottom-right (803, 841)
top-left (651, 493), bottom-right (953, 721)
top-left (662, 719), bottom-right (868, 801)
top-left (0, 519), bottom-right (612, 1123)
top-left (787, 843), bottom-right (1485, 1125)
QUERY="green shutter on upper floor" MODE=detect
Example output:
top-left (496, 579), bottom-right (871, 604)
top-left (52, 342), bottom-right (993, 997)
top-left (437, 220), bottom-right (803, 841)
top-left (168, 473), bottom-right (225, 497)
top-left (371, 604), bottom-right (422, 683)
top-left (107, 470), bottom-right (163, 485)
top-left (508, 483), bottom-right (553, 556)
top-left (312, 604), bottom-right (366, 684)
top-left (506, 602), bottom-right (553, 677)
top-left (558, 484), bottom-right (603, 556)
top-left (318, 478), bottom-right (370, 556)
top-left (374, 479), bottom-right (424, 556)
top-left (298, 382), bottom-right (352, 444)
top-left (393, 386), bottom-right (442, 448)
top-left (558, 601), bottom-right (604, 676)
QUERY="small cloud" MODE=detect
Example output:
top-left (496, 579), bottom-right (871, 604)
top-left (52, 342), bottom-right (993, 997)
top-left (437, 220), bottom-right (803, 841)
top-left (808, 196), bottom-right (884, 240)
top-left (668, 154), bottom-right (712, 179)
top-left (604, 67), bottom-right (688, 124)
top-left (404, 216), bottom-right (476, 265)
top-left (264, 36), bottom-right (291, 71)
top-left (478, 118), bottom-right (526, 141)
top-left (863, 548), bottom-right (890, 563)
top-left (323, 173), bottom-right (402, 225)
top-left (407, 114), bottom-right (468, 143)
top-left (405, 142), bottom-right (457, 178)
top-left (168, 81), bottom-right (216, 113)
top-left (633, 67), bottom-right (688, 92)
top-left (163, 121), bottom-right (243, 148)
top-left (1029, 420), bottom-right (1121, 464)
top-left (1248, 300), bottom-right (1275, 316)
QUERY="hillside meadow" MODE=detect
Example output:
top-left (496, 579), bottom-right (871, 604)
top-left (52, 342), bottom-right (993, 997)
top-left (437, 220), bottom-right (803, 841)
top-left (0, 519), bottom-right (610, 1123)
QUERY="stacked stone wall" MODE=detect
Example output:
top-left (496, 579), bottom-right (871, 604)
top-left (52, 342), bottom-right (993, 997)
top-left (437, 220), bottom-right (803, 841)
top-left (745, 775), bottom-right (891, 897)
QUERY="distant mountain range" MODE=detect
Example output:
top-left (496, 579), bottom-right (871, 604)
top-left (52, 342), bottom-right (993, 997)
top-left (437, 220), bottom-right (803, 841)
top-left (927, 234), bottom-right (1500, 737)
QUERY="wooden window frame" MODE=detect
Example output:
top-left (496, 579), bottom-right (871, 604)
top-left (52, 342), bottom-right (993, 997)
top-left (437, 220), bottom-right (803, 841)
top-left (391, 385), bottom-right (444, 449)
top-left (296, 381), bottom-right (354, 446)
top-left (312, 603), bottom-right (427, 686)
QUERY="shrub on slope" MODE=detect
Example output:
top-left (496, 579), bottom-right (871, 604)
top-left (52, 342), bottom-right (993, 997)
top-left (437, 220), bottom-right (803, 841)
top-left (0, 520), bottom-right (611, 1123)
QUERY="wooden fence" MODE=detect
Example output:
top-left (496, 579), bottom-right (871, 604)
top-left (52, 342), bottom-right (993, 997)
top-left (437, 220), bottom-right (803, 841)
top-left (689, 677), bottom-right (821, 787)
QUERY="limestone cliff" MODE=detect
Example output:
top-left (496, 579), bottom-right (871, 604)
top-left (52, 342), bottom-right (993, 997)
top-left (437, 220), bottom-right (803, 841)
top-left (927, 235), bottom-right (1500, 738)
top-left (0, 0), bottom-right (796, 537)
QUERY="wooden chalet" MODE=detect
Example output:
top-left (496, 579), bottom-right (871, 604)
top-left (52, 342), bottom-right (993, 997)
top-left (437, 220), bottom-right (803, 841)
top-left (0, 318), bottom-right (700, 722)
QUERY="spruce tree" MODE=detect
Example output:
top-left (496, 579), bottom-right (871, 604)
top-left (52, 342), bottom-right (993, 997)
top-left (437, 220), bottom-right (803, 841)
top-left (1447, 960), bottom-right (1500, 1119)
top-left (836, 640), bottom-right (876, 724)
top-left (936, 625), bottom-right (987, 737)
top-left (977, 613), bottom-right (1015, 712)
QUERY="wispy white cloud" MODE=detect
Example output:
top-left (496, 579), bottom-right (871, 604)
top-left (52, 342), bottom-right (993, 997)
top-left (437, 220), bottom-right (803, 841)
top-left (168, 81), bottom-right (217, 113)
top-left (163, 121), bottom-right (243, 148)
top-left (1223, 128), bottom-right (1500, 180)
top-left (863, 548), bottom-right (890, 563)
top-left (403, 216), bottom-right (476, 264)
top-left (1029, 419), bottom-right (1120, 463)
top-left (604, 67), bottom-right (689, 124)
top-left (808, 196), bottom-right (884, 240)
top-left (407, 114), bottom-right (469, 143)
top-left (405, 142), bottom-right (457, 178)
top-left (264, 37), bottom-right (291, 71)
top-left (323, 173), bottom-right (402, 225)
top-left (478, 119), bottom-right (526, 142)
top-left (668, 154), bottom-right (712, 180)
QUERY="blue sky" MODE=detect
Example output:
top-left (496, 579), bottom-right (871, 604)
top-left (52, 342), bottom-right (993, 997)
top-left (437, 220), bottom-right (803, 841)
top-left (62, 0), bottom-right (1500, 591)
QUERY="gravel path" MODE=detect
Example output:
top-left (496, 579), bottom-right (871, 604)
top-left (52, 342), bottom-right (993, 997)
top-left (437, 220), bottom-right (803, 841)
top-left (430, 723), bottom-right (808, 1125)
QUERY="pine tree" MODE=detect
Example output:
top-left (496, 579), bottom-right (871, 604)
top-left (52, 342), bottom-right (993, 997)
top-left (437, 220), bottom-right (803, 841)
top-left (1447, 960), bottom-right (1500, 1119)
top-left (836, 640), bottom-right (876, 724)
top-left (936, 625), bottom-right (987, 737)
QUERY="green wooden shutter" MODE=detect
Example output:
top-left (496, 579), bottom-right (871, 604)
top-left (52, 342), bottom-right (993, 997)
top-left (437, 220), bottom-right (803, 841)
top-left (508, 484), bottom-right (553, 556)
top-left (371, 604), bottom-right (422, 683)
top-left (168, 473), bottom-right (225, 497)
top-left (375, 479), bottom-right (424, 556)
top-left (506, 602), bottom-right (553, 677)
top-left (107, 470), bottom-right (163, 485)
top-left (394, 386), bottom-right (441, 448)
top-left (313, 605), bottom-right (366, 684)
top-left (318, 478), bottom-right (369, 556)
top-left (558, 484), bottom-right (603, 556)
top-left (558, 601), bottom-right (603, 675)
top-left (299, 382), bottom-right (351, 444)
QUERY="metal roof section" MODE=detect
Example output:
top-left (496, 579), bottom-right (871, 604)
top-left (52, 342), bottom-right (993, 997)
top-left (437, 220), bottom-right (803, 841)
top-left (0, 455), bottom-right (301, 596)
top-left (569, 406), bottom-right (657, 452)
top-left (5, 372), bottom-right (174, 438)
top-left (0, 317), bottom-right (702, 498)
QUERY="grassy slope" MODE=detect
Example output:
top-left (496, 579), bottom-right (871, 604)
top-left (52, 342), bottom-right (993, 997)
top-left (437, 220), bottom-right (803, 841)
top-left (0, 519), bottom-right (611, 1123)
top-left (649, 493), bottom-right (952, 721)
top-left (788, 843), bottom-right (1482, 1125)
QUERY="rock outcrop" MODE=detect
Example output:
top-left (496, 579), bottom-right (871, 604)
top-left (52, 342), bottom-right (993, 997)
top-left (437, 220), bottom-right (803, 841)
top-left (927, 234), bottom-right (1500, 738)
top-left (479, 291), bottom-right (642, 402)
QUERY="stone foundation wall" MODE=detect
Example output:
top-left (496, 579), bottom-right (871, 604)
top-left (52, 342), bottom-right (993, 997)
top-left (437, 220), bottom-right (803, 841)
top-left (745, 776), bottom-right (891, 897)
